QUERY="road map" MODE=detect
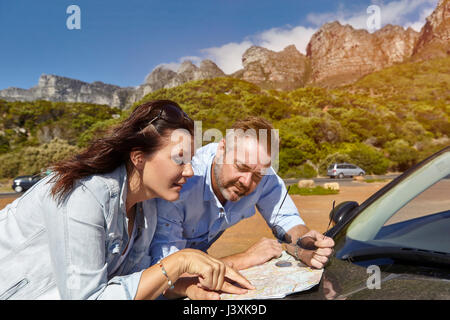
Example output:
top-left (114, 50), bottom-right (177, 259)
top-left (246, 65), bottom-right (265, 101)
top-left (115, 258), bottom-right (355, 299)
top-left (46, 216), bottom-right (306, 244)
top-left (220, 251), bottom-right (323, 300)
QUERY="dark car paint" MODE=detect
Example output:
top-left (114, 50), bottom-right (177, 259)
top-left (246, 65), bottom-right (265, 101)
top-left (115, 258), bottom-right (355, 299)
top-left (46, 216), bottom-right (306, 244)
top-left (11, 174), bottom-right (42, 192)
top-left (284, 146), bottom-right (450, 300)
top-left (285, 256), bottom-right (450, 300)
top-left (285, 228), bottom-right (450, 300)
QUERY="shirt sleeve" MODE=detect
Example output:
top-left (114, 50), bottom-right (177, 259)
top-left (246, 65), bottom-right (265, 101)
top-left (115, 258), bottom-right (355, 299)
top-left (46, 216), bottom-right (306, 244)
top-left (256, 169), bottom-right (305, 235)
top-left (149, 199), bottom-right (187, 266)
top-left (44, 183), bottom-right (143, 300)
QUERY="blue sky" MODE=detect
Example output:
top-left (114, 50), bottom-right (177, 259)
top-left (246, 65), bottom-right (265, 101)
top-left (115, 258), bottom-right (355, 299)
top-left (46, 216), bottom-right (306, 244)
top-left (0, 0), bottom-right (438, 90)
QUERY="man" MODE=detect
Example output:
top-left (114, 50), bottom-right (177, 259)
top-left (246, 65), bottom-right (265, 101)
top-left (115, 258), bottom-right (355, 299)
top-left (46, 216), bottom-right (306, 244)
top-left (150, 117), bottom-right (334, 299)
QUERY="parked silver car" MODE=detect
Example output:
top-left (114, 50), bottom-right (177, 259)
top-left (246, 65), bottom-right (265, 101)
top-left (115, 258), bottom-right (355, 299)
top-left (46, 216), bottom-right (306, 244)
top-left (327, 163), bottom-right (365, 179)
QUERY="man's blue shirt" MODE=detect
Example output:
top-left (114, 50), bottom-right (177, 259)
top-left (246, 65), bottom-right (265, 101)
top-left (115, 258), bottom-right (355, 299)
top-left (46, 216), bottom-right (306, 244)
top-left (149, 143), bottom-right (304, 265)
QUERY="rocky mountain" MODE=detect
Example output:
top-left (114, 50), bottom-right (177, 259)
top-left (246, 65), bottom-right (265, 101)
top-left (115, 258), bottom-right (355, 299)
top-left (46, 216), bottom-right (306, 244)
top-left (236, 45), bottom-right (310, 90)
top-left (235, 0), bottom-right (448, 88)
top-left (0, 74), bottom-right (137, 109)
top-left (0, 0), bottom-right (448, 107)
top-left (412, 0), bottom-right (450, 60)
top-left (138, 59), bottom-right (225, 96)
top-left (305, 22), bottom-right (419, 87)
top-left (0, 59), bottom-right (225, 109)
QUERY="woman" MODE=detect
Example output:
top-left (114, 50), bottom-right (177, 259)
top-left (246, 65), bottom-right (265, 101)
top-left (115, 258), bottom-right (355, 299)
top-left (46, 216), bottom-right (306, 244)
top-left (0, 100), bottom-right (253, 300)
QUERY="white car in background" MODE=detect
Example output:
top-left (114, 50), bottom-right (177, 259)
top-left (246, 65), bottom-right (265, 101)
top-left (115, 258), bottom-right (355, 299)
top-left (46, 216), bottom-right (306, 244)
top-left (327, 163), bottom-right (365, 179)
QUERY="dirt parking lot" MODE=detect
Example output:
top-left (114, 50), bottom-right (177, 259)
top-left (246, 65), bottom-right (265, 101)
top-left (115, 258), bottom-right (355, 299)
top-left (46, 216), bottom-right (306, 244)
top-left (0, 181), bottom-right (388, 259)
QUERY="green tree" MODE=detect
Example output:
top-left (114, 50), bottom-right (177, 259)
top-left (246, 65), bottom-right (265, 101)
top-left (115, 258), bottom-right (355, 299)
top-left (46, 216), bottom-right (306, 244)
top-left (385, 139), bottom-right (419, 171)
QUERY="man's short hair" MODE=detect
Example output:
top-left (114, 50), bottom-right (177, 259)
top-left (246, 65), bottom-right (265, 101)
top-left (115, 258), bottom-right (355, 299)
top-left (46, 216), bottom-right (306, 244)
top-left (228, 116), bottom-right (278, 155)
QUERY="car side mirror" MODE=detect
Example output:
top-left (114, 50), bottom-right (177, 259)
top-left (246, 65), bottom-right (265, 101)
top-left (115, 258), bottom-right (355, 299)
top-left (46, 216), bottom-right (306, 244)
top-left (329, 201), bottom-right (359, 225)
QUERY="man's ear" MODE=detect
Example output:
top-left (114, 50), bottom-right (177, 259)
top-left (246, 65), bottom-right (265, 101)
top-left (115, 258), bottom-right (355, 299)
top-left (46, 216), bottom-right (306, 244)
top-left (214, 138), bottom-right (226, 165)
top-left (217, 138), bottom-right (226, 155)
top-left (130, 150), bottom-right (146, 170)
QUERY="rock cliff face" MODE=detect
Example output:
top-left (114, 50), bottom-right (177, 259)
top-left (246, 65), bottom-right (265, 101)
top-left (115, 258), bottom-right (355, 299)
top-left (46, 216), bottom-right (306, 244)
top-left (306, 22), bottom-right (419, 87)
top-left (0, 59), bottom-right (225, 109)
top-left (140, 59), bottom-right (225, 93)
top-left (412, 0), bottom-right (450, 60)
top-left (237, 45), bottom-right (310, 90)
top-left (134, 59), bottom-right (225, 103)
top-left (0, 74), bottom-right (137, 109)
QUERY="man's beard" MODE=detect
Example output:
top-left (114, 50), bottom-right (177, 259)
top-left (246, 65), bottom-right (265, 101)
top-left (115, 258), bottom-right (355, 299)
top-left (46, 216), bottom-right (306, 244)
top-left (213, 161), bottom-right (248, 202)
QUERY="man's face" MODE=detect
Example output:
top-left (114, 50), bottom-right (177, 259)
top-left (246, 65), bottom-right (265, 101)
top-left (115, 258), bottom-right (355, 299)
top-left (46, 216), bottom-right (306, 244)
top-left (213, 137), bottom-right (271, 202)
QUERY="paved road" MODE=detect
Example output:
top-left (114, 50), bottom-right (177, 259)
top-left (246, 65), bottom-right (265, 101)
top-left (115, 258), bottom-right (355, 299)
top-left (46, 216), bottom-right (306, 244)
top-left (0, 192), bottom-right (19, 199)
top-left (0, 174), bottom-right (400, 199)
top-left (284, 174), bottom-right (400, 186)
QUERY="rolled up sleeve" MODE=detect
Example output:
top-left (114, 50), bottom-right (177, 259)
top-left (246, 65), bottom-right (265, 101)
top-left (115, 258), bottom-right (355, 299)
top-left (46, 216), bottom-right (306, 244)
top-left (256, 172), bottom-right (305, 234)
top-left (94, 271), bottom-right (144, 300)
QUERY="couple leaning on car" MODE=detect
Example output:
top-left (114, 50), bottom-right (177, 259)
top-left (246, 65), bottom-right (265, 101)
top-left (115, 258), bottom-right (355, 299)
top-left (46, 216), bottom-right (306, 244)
top-left (0, 100), bottom-right (334, 300)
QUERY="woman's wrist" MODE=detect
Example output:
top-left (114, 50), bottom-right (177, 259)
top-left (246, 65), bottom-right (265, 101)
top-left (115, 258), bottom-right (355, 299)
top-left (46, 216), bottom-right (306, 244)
top-left (164, 276), bottom-right (198, 299)
top-left (160, 253), bottom-right (184, 285)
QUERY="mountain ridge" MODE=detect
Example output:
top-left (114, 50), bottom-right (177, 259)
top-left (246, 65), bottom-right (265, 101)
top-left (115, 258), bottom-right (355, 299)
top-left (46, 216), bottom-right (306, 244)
top-left (0, 0), bottom-right (448, 108)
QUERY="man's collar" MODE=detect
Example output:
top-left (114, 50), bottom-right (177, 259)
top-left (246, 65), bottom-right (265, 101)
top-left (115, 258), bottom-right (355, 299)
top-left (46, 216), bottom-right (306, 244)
top-left (203, 158), bottom-right (215, 202)
top-left (203, 157), bottom-right (229, 209)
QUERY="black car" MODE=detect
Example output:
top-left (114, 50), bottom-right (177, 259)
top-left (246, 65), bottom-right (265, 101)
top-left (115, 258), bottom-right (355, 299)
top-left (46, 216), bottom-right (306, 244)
top-left (285, 146), bottom-right (450, 300)
top-left (11, 174), bottom-right (44, 193)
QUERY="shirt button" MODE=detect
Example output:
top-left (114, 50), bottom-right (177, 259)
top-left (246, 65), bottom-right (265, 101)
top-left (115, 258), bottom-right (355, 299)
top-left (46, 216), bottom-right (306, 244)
top-left (111, 242), bottom-right (121, 254)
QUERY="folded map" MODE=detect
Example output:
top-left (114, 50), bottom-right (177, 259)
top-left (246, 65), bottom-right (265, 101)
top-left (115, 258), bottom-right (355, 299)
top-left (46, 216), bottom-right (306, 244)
top-left (220, 251), bottom-right (323, 300)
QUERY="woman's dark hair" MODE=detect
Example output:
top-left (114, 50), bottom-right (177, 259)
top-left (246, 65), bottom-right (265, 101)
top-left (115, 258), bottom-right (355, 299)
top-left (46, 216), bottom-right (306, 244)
top-left (49, 100), bottom-right (194, 201)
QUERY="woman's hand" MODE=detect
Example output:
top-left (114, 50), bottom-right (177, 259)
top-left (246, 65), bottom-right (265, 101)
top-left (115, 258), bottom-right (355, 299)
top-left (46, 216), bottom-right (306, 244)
top-left (135, 249), bottom-right (254, 300)
top-left (176, 248), bottom-right (255, 292)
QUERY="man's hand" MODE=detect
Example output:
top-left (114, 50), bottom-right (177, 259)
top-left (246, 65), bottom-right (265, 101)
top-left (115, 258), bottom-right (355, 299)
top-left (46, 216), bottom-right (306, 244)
top-left (293, 230), bottom-right (334, 269)
top-left (244, 237), bottom-right (283, 265)
top-left (220, 237), bottom-right (283, 270)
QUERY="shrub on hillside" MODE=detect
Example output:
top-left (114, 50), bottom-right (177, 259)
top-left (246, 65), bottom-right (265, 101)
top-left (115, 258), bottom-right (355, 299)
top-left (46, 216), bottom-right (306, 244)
top-left (343, 143), bottom-right (390, 175)
top-left (77, 118), bottom-right (122, 147)
top-left (280, 163), bottom-right (317, 179)
top-left (0, 135), bottom-right (10, 154)
top-left (0, 139), bottom-right (79, 179)
top-left (385, 139), bottom-right (420, 172)
top-left (0, 153), bottom-right (21, 178)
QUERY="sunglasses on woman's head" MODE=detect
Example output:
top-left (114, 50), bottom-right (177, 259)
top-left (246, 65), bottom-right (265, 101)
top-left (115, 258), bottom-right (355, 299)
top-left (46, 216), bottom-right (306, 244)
top-left (148, 104), bottom-right (193, 125)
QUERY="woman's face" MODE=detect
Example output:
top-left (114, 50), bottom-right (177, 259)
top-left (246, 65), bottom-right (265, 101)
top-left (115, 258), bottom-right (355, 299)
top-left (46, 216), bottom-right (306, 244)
top-left (141, 130), bottom-right (194, 201)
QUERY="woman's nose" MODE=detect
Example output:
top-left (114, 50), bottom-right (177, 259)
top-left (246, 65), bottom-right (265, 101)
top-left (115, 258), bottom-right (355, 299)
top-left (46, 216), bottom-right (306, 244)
top-left (183, 163), bottom-right (194, 178)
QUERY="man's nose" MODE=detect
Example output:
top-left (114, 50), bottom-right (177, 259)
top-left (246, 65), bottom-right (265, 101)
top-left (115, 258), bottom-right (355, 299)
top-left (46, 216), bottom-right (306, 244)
top-left (240, 172), bottom-right (252, 188)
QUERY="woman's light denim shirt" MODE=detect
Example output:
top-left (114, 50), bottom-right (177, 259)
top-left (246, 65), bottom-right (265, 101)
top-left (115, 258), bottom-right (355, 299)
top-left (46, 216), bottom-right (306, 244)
top-left (0, 165), bottom-right (157, 300)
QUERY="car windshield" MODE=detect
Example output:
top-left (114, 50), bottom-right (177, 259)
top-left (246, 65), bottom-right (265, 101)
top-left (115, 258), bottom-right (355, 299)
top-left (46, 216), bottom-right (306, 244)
top-left (346, 149), bottom-right (450, 254)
